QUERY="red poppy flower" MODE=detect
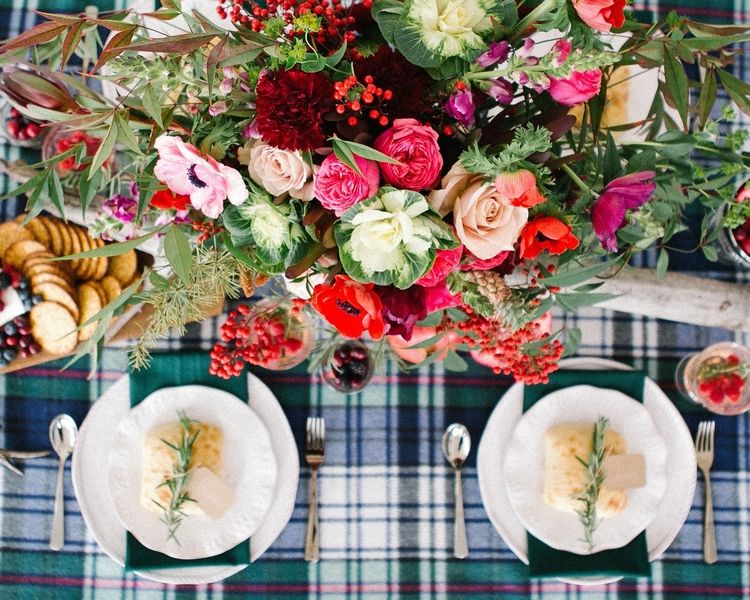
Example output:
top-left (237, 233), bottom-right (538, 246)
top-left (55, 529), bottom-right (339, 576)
top-left (311, 275), bottom-right (386, 340)
top-left (519, 216), bottom-right (579, 260)
top-left (149, 188), bottom-right (191, 211)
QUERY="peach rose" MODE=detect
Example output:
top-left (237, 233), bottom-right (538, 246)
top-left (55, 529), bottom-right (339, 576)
top-left (427, 163), bottom-right (474, 216)
top-left (241, 140), bottom-right (313, 200)
top-left (453, 179), bottom-right (532, 260)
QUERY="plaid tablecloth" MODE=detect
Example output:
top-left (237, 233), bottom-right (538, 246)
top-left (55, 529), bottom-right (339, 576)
top-left (1, 1), bottom-right (750, 598)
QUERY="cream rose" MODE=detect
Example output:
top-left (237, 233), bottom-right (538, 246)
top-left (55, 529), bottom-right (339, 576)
top-left (454, 180), bottom-right (529, 260)
top-left (240, 140), bottom-right (313, 200)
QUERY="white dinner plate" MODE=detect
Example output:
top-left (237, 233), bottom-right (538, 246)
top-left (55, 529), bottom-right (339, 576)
top-left (107, 385), bottom-right (277, 560)
top-left (503, 385), bottom-right (668, 555)
top-left (477, 357), bottom-right (697, 585)
top-left (72, 374), bottom-right (299, 585)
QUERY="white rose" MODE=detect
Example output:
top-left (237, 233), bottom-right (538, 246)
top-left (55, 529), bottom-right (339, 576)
top-left (242, 140), bottom-right (313, 200)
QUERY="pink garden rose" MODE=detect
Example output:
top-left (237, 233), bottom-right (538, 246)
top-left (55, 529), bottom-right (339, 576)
top-left (572, 0), bottom-right (626, 32)
top-left (548, 69), bottom-right (602, 106)
top-left (154, 135), bottom-right (248, 218)
top-left (373, 118), bottom-right (443, 191)
top-left (314, 154), bottom-right (380, 216)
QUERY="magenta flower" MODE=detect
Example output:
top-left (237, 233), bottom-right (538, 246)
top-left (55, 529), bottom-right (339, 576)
top-left (488, 79), bottom-right (514, 104)
top-left (153, 135), bottom-right (248, 219)
top-left (476, 41), bottom-right (510, 67)
top-left (591, 171), bottom-right (657, 251)
top-left (376, 285), bottom-right (427, 341)
top-left (102, 194), bottom-right (137, 223)
top-left (445, 88), bottom-right (475, 128)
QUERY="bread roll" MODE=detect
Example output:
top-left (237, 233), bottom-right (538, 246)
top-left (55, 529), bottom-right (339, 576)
top-left (140, 420), bottom-right (224, 514)
top-left (543, 422), bottom-right (627, 518)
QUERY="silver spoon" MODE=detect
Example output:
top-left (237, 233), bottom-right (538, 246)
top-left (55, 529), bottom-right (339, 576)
top-left (49, 415), bottom-right (78, 551)
top-left (442, 423), bottom-right (471, 559)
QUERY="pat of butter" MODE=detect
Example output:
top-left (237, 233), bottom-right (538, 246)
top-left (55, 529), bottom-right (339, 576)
top-left (185, 467), bottom-right (235, 520)
top-left (602, 454), bottom-right (646, 489)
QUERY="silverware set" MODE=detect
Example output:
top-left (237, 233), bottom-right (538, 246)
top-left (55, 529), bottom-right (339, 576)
top-left (695, 420), bottom-right (717, 564)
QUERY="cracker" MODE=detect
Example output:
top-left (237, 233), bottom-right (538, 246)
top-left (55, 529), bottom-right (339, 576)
top-left (107, 249), bottom-right (138, 285)
top-left (25, 263), bottom-right (74, 286)
top-left (39, 217), bottom-right (63, 256)
top-left (25, 218), bottom-right (51, 248)
top-left (4, 240), bottom-right (49, 270)
top-left (33, 282), bottom-right (80, 321)
top-left (80, 232), bottom-right (101, 280)
top-left (30, 301), bottom-right (78, 356)
top-left (86, 280), bottom-right (108, 306)
top-left (54, 219), bottom-right (74, 257)
top-left (77, 283), bottom-right (103, 341)
top-left (0, 222), bottom-right (34, 257)
top-left (99, 276), bottom-right (122, 303)
top-left (69, 226), bottom-right (91, 279)
top-left (21, 250), bottom-right (55, 272)
top-left (30, 273), bottom-right (75, 296)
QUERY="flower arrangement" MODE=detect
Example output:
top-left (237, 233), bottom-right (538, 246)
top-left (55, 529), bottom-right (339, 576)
top-left (0, 0), bottom-right (749, 383)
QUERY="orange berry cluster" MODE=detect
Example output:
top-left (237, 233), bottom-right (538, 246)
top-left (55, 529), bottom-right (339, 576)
top-left (439, 307), bottom-right (564, 384)
top-left (334, 74), bottom-right (394, 128)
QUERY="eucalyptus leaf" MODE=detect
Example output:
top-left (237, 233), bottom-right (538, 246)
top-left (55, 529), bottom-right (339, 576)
top-left (656, 248), bottom-right (669, 280)
top-left (88, 117), bottom-right (117, 179)
top-left (562, 327), bottom-right (582, 358)
top-left (540, 256), bottom-right (620, 288)
top-left (444, 349), bottom-right (468, 372)
top-left (50, 227), bottom-right (166, 261)
top-left (142, 83), bottom-right (164, 129)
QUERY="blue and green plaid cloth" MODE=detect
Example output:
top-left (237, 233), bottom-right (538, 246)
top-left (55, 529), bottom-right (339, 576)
top-left (1, 1), bottom-right (750, 598)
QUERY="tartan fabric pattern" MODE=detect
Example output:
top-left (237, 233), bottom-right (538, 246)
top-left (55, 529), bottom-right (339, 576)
top-left (0, 1), bottom-right (750, 598)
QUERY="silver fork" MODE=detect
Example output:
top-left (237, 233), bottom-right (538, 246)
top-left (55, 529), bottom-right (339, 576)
top-left (304, 417), bottom-right (325, 562)
top-left (695, 421), bottom-right (717, 564)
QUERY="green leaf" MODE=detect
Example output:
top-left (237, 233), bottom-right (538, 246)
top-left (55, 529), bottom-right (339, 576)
top-left (149, 271), bottom-right (171, 290)
top-left (407, 333), bottom-right (446, 349)
top-left (331, 138), bottom-right (363, 175)
top-left (217, 46), bottom-right (264, 68)
top-left (717, 69), bottom-right (750, 119)
top-left (48, 170), bottom-right (66, 218)
top-left (50, 227), bottom-right (166, 261)
top-left (562, 327), bottom-right (582, 358)
top-left (602, 132), bottom-right (622, 184)
top-left (371, 0), bottom-right (403, 44)
top-left (417, 310), bottom-right (444, 328)
top-left (656, 248), bottom-right (669, 280)
top-left (163, 225), bottom-right (193, 285)
top-left (682, 33), bottom-right (750, 51)
top-left (142, 83), bottom-right (165, 129)
top-left (120, 32), bottom-right (217, 54)
top-left (555, 292), bottom-right (619, 312)
top-left (78, 273), bottom-right (144, 329)
top-left (0, 171), bottom-right (47, 202)
top-left (540, 257), bottom-right (621, 288)
top-left (88, 117), bottom-right (117, 179)
top-left (79, 167), bottom-right (101, 216)
top-left (696, 68), bottom-right (717, 130)
top-left (325, 40), bottom-right (347, 67)
top-left (114, 111), bottom-right (144, 156)
top-left (393, 21), bottom-right (444, 68)
top-left (300, 55), bottom-right (326, 72)
top-left (444, 349), bottom-right (468, 372)
top-left (206, 34), bottom-right (228, 98)
top-left (25, 172), bottom-right (51, 220)
top-left (331, 137), bottom-right (403, 166)
top-left (702, 245), bottom-right (719, 262)
top-left (663, 52), bottom-right (688, 130)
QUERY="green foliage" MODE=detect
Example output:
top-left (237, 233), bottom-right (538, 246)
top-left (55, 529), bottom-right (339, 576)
top-left (460, 124), bottom-right (552, 178)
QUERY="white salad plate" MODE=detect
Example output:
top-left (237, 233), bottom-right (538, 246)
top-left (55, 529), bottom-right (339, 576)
top-left (72, 374), bottom-right (300, 585)
top-left (477, 357), bottom-right (697, 585)
top-left (503, 384), bottom-right (668, 555)
top-left (107, 385), bottom-right (277, 560)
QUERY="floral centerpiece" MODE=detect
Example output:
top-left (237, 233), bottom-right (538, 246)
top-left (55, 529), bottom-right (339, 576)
top-left (0, 0), bottom-right (748, 383)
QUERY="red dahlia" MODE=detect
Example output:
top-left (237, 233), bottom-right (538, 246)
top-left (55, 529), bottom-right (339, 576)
top-left (255, 68), bottom-right (333, 151)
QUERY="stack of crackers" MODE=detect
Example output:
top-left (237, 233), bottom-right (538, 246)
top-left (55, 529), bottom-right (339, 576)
top-left (0, 215), bottom-right (140, 357)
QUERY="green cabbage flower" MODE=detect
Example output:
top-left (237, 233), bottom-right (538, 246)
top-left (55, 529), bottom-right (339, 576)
top-left (374, 0), bottom-right (499, 67)
top-left (335, 187), bottom-right (458, 289)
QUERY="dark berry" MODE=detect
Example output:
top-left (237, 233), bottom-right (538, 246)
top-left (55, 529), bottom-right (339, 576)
top-left (3, 347), bottom-right (17, 361)
top-left (3, 323), bottom-right (16, 336)
top-left (0, 273), bottom-right (9, 288)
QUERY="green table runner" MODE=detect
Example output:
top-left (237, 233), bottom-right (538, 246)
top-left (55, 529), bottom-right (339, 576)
top-left (523, 369), bottom-right (651, 579)
top-left (125, 352), bottom-right (250, 571)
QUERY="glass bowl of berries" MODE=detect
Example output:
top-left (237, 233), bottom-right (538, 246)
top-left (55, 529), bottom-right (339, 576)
top-left (0, 99), bottom-right (46, 148)
top-left (715, 182), bottom-right (750, 270)
top-left (676, 341), bottom-right (750, 415)
top-left (209, 298), bottom-right (314, 378)
top-left (321, 339), bottom-right (374, 394)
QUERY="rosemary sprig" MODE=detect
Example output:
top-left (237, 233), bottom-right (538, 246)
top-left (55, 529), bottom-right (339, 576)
top-left (152, 411), bottom-right (200, 544)
top-left (574, 416), bottom-right (610, 552)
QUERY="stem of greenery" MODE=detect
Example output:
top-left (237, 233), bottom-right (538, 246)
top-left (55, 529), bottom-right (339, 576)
top-left (509, 0), bottom-right (558, 41)
top-left (562, 163), bottom-right (599, 198)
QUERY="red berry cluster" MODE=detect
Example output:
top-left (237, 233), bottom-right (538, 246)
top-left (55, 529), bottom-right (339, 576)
top-left (5, 108), bottom-right (42, 142)
top-left (697, 353), bottom-right (747, 404)
top-left (209, 301), bottom-right (307, 379)
top-left (731, 217), bottom-right (750, 256)
top-left (334, 74), bottom-right (393, 128)
top-left (439, 307), bottom-right (564, 384)
top-left (216, 0), bottom-right (367, 50)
